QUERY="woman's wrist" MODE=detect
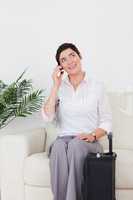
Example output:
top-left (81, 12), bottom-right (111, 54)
top-left (91, 133), bottom-right (97, 141)
top-left (91, 128), bottom-right (107, 141)
top-left (52, 85), bottom-right (60, 91)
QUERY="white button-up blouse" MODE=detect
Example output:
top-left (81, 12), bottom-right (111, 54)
top-left (42, 73), bottom-right (112, 137)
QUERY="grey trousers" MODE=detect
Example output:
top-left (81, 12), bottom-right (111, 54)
top-left (49, 136), bottom-right (103, 200)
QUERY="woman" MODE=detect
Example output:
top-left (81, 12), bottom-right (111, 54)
top-left (42, 43), bottom-right (112, 200)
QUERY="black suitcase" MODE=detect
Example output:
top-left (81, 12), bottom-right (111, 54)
top-left (82, 133), bottom-right (117, 200)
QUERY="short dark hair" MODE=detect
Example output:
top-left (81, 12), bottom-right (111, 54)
top-left (55, 43), bottom-right (82, 65)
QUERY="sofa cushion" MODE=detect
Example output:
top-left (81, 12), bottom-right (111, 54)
top-left (44, 122), bottom-right (59, 153)
top-left (116, 149), bottom-right (133, 189)
top-left (24, 152), bottom-right (50, 187)
top-left (24, 149), bottom-right (133, 189)
top-left (108, 93), bottom-right (133, 150)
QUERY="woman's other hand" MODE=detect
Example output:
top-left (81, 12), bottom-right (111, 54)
top-left (52, 66), bottom-right (64, 89)
top-left (76, 133), bottom-right (95, 142)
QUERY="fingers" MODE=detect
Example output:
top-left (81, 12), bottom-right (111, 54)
top-left (55, 65), bottom-right (63, 72)
top-left (76, 133), bottom-right (88, 140)
top-left (76, 133), bottom-right (94, 142)
top-left (54, 66), bottom-right (64, 77)
top-left (84, 138), bottom-right (90, 142)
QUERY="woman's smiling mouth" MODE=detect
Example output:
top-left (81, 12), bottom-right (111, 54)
top-left (68, 64), bottom-right (77, 70)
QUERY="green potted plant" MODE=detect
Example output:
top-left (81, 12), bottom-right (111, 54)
top-left (0, 69), bottom-right (44, 129)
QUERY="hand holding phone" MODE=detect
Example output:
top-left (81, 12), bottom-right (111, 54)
top-left (52, 66), bottom-right (64, 88)
top-left (57, 66), bottom-right (64, 77)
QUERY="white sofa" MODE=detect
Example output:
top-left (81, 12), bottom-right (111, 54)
top-left (1, 92), bottom-right (133, 200)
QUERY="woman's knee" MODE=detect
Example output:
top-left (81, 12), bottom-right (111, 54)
top-left (50, 138), bottom-right (67, 155)
top-left (68, 137), bottom-right (87, 149)
top-left (68, 138), bottom-right (87, 156)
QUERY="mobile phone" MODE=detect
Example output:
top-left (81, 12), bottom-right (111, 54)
top-left (57, 66), bottom-right (64, 77)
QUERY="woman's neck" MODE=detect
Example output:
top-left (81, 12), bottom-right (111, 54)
top-left (68, 71), bottom-right (85, 89)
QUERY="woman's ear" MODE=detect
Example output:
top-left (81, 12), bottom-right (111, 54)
top-left (59, 65), bottom-right (64, 70)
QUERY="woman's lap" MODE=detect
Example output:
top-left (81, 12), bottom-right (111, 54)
top-left (49, 135), bottom-right (103, 158)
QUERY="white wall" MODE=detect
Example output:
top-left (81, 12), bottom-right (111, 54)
top-left (0, 0), bottom-right (133, 131)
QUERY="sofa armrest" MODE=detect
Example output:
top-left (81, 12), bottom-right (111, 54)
top-left (0, 128), bottom-right (46, 200)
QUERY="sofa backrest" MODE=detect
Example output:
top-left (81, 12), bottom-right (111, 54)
top-left (44, 92), bottom-right (133, 152)
top-left (107, 92), bottom-right (133, 150)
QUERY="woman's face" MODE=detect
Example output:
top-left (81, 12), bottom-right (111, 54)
top-left (59, 48), bottom-right (82, 75)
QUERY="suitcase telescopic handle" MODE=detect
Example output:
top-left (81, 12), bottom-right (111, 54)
top-left (107, 132), bottom-right (113, 154)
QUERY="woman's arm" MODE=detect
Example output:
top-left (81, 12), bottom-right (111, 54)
top-left (42, 66), bottom-right (64, 122)
top-left (77, 83), bottom-right (112, 142)
top-left (44, 85), bottom-right (59, 115)
top-left (42, 85), bottom-right (59, 121)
